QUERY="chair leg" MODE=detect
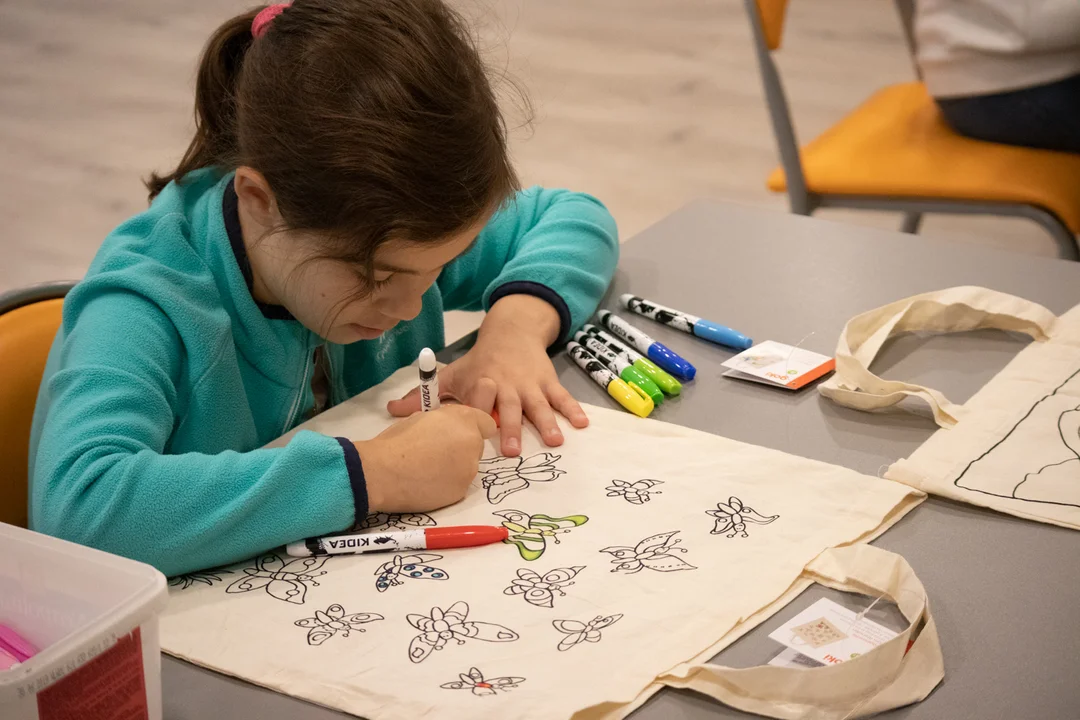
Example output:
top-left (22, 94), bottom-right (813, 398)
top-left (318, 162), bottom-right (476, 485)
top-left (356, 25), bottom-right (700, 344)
top-left (899, 212), bottom-right (923, 234)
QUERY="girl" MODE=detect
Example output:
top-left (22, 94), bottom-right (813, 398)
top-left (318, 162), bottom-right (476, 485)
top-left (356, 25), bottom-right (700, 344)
top-left (28, 0), bottom-right (617, 577)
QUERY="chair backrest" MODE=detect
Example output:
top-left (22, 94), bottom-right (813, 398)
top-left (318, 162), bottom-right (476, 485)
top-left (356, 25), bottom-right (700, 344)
top-left (0, 282), bottom-right (74, 527)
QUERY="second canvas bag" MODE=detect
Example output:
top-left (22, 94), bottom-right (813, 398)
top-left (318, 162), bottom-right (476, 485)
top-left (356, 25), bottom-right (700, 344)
top-left (820, 285), bottom-right (1080, 529)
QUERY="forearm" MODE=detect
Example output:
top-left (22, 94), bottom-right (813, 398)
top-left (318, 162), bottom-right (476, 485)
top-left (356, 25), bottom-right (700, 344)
top-left (33, 431), bottom-right (358, 576)
top-left (479, 294), bottom-right (562, 349)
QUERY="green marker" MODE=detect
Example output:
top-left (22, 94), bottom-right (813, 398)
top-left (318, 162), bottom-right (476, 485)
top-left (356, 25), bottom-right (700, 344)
top-left (582, 324), bottom-right (682, 396)
top-left (574, 331), bottom-right (663, 406)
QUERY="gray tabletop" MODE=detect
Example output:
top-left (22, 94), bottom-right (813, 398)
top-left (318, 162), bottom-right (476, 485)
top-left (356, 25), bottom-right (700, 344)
top-left (163, 201), bottom-right (1080, 720)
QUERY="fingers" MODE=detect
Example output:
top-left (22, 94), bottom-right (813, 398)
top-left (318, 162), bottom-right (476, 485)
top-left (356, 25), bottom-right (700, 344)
top-left (386, 364), bottom-right (457, 416)
top-left (522, 390), bottom-right (563, 447)
top-left (496, 391), bottom-right (523, 456)
top-left (467, 377), bottom-right (498, 415)
top-left (546, 383), bottom-right (589, 429)
top-left (386, 386), bottom-right (421, 417)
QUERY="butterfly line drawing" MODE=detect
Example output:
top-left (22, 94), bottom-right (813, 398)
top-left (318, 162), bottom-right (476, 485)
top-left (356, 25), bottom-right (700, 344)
top-left (168, 569), bottom-right (233, 590)
top-left (294, 603), bottom-right (384, 646)
top-left (600, 530), bottom-right (696, 574)
top-left (493, 509), bottom-right (589, 561)
top-left (605, 479), bottom-right (664, 505)
top-left (440, 667), bottom-right (525, 696)
top-left (706, 496), bottom-right (779, 538)
top-left (359, 512), bottom-right (436, 532)
top-left (406, 601), bottom-right (519, 663)
top-left (503, 566), bottom-right (584, 608)
top-left (478, 452), bottom-right (566, 504)
top-left (225, 554), bottom-right (327, 604)
top-left (553, 614), bottom-right (624, 651)
top-left (375, 553), bottom-right (449, 592)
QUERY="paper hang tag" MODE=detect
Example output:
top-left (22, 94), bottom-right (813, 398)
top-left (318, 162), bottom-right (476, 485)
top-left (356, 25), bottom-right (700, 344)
top-left (767, 598), bottom-right (899, 666)
top-left (722, 340), bottom-right (835, 390)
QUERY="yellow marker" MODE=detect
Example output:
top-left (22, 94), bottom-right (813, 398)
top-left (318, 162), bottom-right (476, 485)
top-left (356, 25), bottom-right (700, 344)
top-left (566, 341), bottom-right (654, 418)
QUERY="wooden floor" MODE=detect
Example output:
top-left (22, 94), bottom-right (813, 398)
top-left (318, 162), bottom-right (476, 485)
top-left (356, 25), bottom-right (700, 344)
top-left (0, 0), bottom-right (1061, 320)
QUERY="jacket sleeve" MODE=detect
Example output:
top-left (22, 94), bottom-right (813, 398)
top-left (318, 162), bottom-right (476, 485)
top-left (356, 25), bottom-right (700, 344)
top-left (30, 289), bottom-right (363, 577)
top-left (437, 187), bottom-right (619, 343)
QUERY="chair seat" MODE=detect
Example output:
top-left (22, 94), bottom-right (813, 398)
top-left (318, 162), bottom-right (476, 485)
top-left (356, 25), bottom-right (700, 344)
top-left (767, 82), bottom-right (1080, 232)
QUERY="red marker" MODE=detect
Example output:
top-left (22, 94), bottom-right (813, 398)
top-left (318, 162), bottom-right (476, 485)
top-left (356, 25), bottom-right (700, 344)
top-left (286, 525), bottom-right (508, 557)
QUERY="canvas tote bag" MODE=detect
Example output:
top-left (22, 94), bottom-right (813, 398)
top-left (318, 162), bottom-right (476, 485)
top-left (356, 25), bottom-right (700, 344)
top-left (819, 286), bottom-right (1080, 529)
top-left (161, 366), bottom-right (940, 719)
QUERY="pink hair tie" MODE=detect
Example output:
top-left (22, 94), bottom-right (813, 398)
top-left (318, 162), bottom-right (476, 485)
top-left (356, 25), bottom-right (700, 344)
top-left (252, 3), bottom-right (289, 38)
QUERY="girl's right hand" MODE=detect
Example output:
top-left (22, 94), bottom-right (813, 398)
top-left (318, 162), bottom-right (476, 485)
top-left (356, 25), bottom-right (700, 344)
top-left (355, 405), bottom-right (498, 513)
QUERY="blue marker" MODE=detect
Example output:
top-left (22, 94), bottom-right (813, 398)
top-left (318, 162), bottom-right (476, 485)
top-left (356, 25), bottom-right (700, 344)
top-left (620, 294), bottom-right (753, 350)
top-left (597, 310), bottom-right (697, 381)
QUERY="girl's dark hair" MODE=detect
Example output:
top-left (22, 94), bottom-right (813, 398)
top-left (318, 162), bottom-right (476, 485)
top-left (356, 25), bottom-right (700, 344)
top-left (148, 0), bottom-right (520, 273)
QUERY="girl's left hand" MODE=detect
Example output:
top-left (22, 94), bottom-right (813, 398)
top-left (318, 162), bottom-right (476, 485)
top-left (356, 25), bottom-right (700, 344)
top-left (387, 294), bottom-right (589, 456)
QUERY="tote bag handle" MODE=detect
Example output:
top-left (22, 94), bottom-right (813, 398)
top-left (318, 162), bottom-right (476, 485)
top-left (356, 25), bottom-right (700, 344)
top-left (817, 287), bottom-right (1057, 427)
top-left (659, 545), bottom-right (943, 719)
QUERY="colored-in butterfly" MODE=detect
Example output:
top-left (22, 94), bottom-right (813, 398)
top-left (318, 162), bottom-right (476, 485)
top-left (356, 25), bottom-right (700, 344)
top-left (605, 479), bottom-right (664, 505)
top-left (374, 553), bottom-right (448, 592)
top-left (600, 530), bottom-right (696, 574)
top-left (168, 569), bottom-right (233, 590)
top-left (225, 554), bottom-right (327, 604)
top-left (478, 452), bottom-right (565, 504)
top-left (440, 667), bottom-right (525, 696)
top-left (503, 566), bottom-right (584, 608)
top-left (359, 512), bottom-right (436, 532)
top-left (294, 603), bottom-right (383, 646)
top-left (406, 601), bottom-right (519, 664)
top-left (706, 496), bottom-right (779, 538)
top-left (492, 509), bottom-right (589, 562)
top-left (552, 614), bottom-right (624, 651)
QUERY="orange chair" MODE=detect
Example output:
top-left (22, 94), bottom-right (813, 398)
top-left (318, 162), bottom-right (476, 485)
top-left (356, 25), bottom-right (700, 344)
top-left (0, 281), bottom-right (74, 527)
top-left (746, 0), bottom-right (1080, 259)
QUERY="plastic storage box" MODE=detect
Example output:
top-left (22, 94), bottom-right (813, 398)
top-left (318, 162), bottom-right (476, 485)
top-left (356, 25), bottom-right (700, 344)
top-left (0, 523), bottom-right (168, 719)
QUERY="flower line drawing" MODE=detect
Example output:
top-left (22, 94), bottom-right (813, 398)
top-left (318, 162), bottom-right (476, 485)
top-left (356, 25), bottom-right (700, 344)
top-left (706, 496), bottom-right (779, 538)
top-left (605, 479), bottom-right (664, 505)
top-left (295, 603), bottom-right (383, 646)
top-left (225, 554), bottom-right (327, 604)
top-left (479, 452), bottom-right (566, 504)
top-left (553, 614), bottom-right (624, 651)
top-left (503, 566), bottom-right (584, 608)
top-left (440, 667), bottom-right (525, 696)
top-left (407, 601), bottom-right (519, 663)
top-left (600, 530), bottom-right (696, 574)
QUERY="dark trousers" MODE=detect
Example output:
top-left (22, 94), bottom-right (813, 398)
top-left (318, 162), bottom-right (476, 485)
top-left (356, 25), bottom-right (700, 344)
top-left (935, 73), bottom-right (1080, 154)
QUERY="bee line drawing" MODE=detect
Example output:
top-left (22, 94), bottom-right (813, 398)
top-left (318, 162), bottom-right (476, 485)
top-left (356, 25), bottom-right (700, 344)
top-left (706, 496), bottom-right (779, 538)
top-left (600, 530), bottom-right (696, 574)
top-left (503, 566), bottom-right (584, 608)
top-left (440, 667), bottom-right (525, 696)
top-left (478, 452), bottom-right (566, 504)
top-left (605, 479), bottom-right (664, 505)
top-left (493, 509), bottom-right (589, 561)
top-left (168, 569), bottom-right (233, 590)
top-left (359, 512), bottom-right (436, 533)
top-left (295, 603), bottom-right (383, 646)
top-left (375, 553), bottom-right (449, 592)
top-left (553, 614), bottom-right (624, 651)
top-left (406, 601), bottom-right (519, 664)
top-left (225, 554), bottom-right (327, 605)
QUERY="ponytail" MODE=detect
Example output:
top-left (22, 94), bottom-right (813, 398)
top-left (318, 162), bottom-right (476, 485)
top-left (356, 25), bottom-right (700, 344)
top-left (145, 7), bottom-right (261, 200)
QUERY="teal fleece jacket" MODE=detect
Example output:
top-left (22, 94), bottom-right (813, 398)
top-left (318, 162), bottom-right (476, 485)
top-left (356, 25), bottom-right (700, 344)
top-left (29, 169), bottom-right (618, 577)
